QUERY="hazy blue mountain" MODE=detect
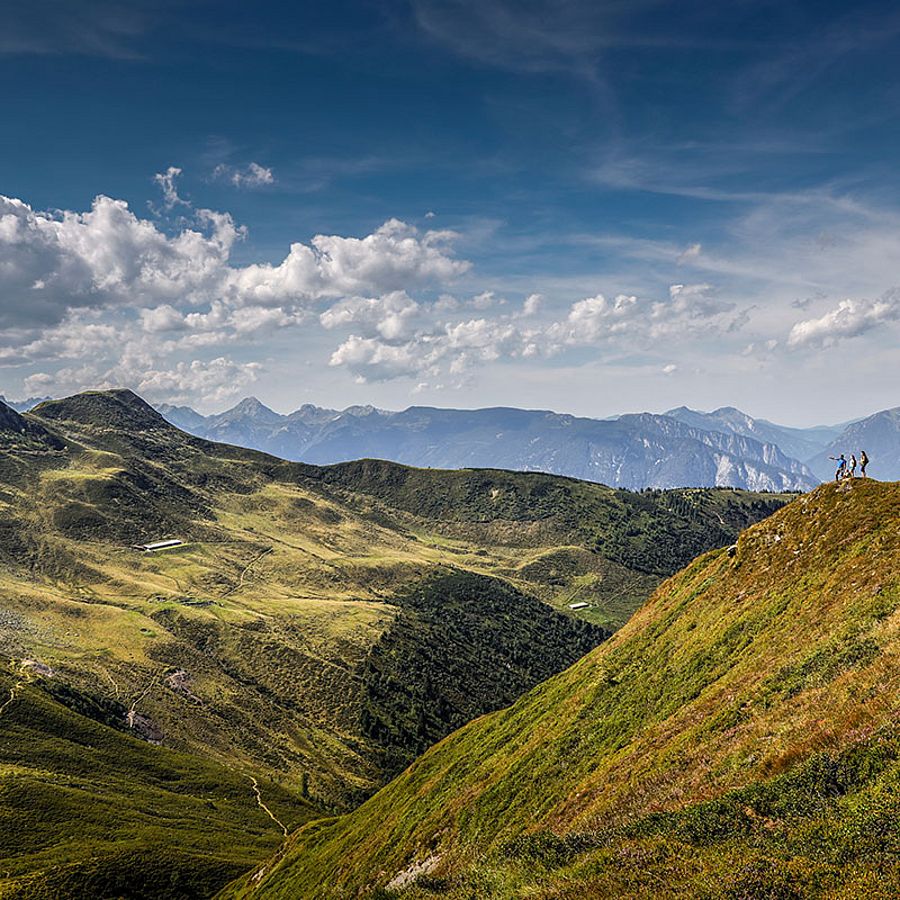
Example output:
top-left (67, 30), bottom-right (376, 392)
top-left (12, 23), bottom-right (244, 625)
top-left (156, 401), bottom-right (818, 491)
top-left (154, 403), bottom-right (208, 432)
top-left (807, 406), bottom-right (900, 482)
top-left (664, 405), bottom-right (844, 462)
top-left (0, 395), bottom-right (52, 413)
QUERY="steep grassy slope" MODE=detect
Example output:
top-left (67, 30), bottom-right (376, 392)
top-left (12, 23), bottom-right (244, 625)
top-left (231, 479), bottom-right (899, 898)
top-left (0, 662), bottom-right (316, 899)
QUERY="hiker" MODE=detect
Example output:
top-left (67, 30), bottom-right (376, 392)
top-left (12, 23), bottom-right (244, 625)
top-left (849, 454), bottom-right (857, 478)
top-left (829, 454), bottom-right (847, 482)
top-left (860, 450), bottom-right (869, 478)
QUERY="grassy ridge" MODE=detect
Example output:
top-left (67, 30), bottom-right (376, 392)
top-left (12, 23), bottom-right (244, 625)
top-left (303, 458), bottom-right (789, 576)
top-left (229, 479), bottom-right (899, 898)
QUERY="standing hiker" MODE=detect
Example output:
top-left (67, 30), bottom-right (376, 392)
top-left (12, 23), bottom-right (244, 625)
top-left (860, 450), bottom-right (869, 478)
top-left (849, 454), bottom-right (858, 478)
top-left (829, 454), bottom-right (847, 482)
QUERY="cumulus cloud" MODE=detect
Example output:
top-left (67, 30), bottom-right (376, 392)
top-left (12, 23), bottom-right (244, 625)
top-left (227, 218), bottom-right (469, 307)
top-left (0, 184), bottom-right (479, 403)
top-left (319, 291), bottom-right (420, 341)
top-left (0, 192), bottom-right (468, 332)
top-left (23, 354), bottom-right (261, 406)
top-left (0, 192), bottom-right (239, 329)
top-left (327, 312), bottom-right (532, 383)
top-left (134, 357), bottom-right (262, 404)
top-left (324, 280), bottom-right (741, 384)
top-left (555, 293), bottom-right (640, 342)
top-left (539, 284), bottom-right (733, 352)
top-left (213, 162), bottom-right (275, 188)
top-left (329, 335), bottom-right (438, 382)
top-left (7, 179), bottom-right (839, 402)
top-left (521, 293), bottom-right (542, 316)
top-left (787, 289), bottom-right (900, 348)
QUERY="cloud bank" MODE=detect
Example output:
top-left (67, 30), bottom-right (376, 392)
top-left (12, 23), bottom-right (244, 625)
top-left (2, 171), bottom-right (898, 406)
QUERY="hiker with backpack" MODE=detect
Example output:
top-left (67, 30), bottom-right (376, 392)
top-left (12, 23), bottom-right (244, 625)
top-left (860, 450), bottom-right (869, 478)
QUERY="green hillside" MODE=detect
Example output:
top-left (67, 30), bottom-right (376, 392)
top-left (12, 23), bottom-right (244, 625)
top-left (230, 478), bottom-right (900, 899)
top-left (0, 661), bottom-right (316, 899)
top-left (0, 390), bottom-right (791, 894)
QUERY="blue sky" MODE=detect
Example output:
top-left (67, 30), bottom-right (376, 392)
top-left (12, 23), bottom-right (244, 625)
top-left (1, 0), bottom-right (898, 423)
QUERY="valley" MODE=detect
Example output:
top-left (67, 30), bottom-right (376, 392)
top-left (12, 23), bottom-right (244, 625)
top-left (0, 390), bottom-right (790, 897)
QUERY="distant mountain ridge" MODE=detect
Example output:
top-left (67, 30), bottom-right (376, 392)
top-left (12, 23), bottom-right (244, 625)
top-left (0, 394), bottom-right (51, 413)
top-left (664, 405), bottom-right (847, 462)
top-left (158, 399), bottom-right (819, 492)
top-left (806, 405), bottom-right (900, 482)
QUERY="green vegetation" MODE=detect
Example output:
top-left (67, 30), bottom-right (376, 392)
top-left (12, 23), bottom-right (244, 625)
top-left (306, 458), bottom-right (789, 577)
top-left (229, 479), bottom-right (899, 898)
top-left (0, 390), bottom-right (792, 895)
top-left (359, 571), bottom-right (605, 776)
top-left (0, 663), bottom-right (316, 899)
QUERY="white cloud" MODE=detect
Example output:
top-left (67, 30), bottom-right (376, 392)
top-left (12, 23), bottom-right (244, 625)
top-left (0, 192), bottom-right (467, 333)
top-left (329, 335), bottom-right (438, 382)
top-left (540, 284), bottom-right (732, 351)
top-left (134, 357), bottom-right (262, 404)
top-left (319, 291), bottom-right (420, 341)
top-left (0, 184), bottom-right (480, 404)
top-left (0, 192), bottom-right (238, 328)
top-left (324, 281), bottom-right (741, 384)
top-left (470, 290), bottom-right (496, 309)
top-left (23, 353), bottom-right (261, 406)
top-left (153, 166), bottom-right (188, 209)
top-left (559, 293), bottom-right (640, 342)
top-left (227, 218), bottom-right (469, 306)
top-left (213, 162), bottom-right (275, 188)
top-left (787, 290), bottom-right (900, 348)
top-left (521, 293), bottom-right (542, 316)
top-left (140, 303), bottom-right (187, 333)
top-left (676, 242), bottom-right (702, 264)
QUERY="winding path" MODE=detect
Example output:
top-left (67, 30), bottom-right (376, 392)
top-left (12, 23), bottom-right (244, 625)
top-left (249, 775), bottom-right (288, 837)
top-left (222, 547), bottom-right (273, 598)
top-left (0, 662), bottom-right (32, 718)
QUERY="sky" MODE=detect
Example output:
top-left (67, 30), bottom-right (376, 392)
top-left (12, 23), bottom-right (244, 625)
top-left (0, 0), bottom-right (899, 424)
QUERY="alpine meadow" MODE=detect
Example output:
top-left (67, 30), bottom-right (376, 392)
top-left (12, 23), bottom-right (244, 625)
top-left (1, 1), bottom-right (899, 898)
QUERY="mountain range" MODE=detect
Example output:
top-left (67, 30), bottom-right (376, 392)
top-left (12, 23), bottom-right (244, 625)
top-left (0, 390), bottom-right (790, 897)
top-left (156, 399), bottom-right (833, 492)
top-left (155, 397), bottom-right (898, 491)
